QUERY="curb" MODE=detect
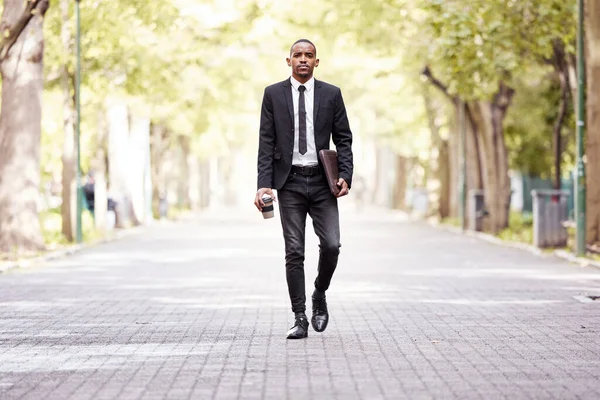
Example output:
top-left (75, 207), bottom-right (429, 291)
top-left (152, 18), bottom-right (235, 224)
top-left (423, 218), bottom-right (600, 271)
top-left (553, 249), bottom-right (600, 270)
top-left (0, 212), bottom-right (196, 275)
top-left (427, 220), bottom-right (546, 256)
top-left (0, 226), bottom-right (144, 274)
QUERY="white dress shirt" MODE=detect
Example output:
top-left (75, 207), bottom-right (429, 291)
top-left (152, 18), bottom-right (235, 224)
top-left (290, 76), bottom-right (318, 166)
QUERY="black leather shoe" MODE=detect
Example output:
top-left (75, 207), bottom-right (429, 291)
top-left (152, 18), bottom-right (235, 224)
top-left (311, 294), bottom-right (329, 332)
top-left (286, 315), bottom-right (309, 339)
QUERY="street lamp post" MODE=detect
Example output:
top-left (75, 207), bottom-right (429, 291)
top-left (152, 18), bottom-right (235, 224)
top-left (75, 0), bottom-right (83, 243)
top-left (575, 0), bottom-right (586, 256)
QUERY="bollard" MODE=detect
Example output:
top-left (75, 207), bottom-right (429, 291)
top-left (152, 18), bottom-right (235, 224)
top-left (468, 189), bottom-right (485, 232)
top-left (531, 189), bottom-right (569, 248)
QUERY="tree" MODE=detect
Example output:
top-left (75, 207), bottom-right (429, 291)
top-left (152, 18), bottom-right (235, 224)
top-left (302, 0), bottom-right (575, 232)
top-left (585, 0), bottom-right (600, 245)
top-left (43, 0), bottom-right (184, 238)
top-left (422, 83), bottom-right (452, 218)
top-left (59, 0), bottom-right (76, 241)
top-left (415, 1), bottom-right (574, 232)
top-left (42, 0), bottom-right (224, 236)
top-left (0, 0), bottom-right (50, 253)
top-left (504, 68), bottom-right (575, 180)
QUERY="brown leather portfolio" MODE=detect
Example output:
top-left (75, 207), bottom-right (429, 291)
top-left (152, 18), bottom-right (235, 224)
top-left (318, 149), bottom-right (340, 196)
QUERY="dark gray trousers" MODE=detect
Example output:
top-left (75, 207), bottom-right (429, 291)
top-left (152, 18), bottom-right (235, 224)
top-left (277, 170), bottom-right (341, 314)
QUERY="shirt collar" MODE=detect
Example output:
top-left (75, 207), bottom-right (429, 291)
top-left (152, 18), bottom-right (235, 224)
top-left (290, 76), bottom-right (315, 92)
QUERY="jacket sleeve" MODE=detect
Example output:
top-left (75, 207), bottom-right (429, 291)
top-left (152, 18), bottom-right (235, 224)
top-left (332, 88), bottom-right (354, 188)
top-left (257, 87), bottom-right (275, 189)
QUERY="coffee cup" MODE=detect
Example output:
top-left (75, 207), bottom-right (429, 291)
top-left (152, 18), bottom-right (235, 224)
top-left (262, 195), bottom-right (274, 219)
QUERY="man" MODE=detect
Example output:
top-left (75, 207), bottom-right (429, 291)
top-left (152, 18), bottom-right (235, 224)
top-left (83, 172), bottom-right (95, 213)
top-left (254, 39), bottom-right (354, 339)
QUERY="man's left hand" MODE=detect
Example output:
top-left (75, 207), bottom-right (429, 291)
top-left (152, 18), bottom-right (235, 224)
top-left (336, 178), bottom-right (349, 197)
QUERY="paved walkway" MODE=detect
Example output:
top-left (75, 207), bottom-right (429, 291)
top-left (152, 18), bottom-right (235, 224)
top-left (1, 207), bottom-right (600, 399)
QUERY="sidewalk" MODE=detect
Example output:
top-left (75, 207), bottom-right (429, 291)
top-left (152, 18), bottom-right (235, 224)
top-left (0, 208), bottom-right (599, 399)
top-left (0, 212), bottom-right (196, 274)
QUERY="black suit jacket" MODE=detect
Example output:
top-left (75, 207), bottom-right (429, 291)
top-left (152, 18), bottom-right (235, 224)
top-left (257, 77), bottom-right (354, 191)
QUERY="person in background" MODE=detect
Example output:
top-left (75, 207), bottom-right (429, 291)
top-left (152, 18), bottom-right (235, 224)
top-left (83, 172), bottom-right (95, 213)
top-left (82, 171), bottom-right (117, 214)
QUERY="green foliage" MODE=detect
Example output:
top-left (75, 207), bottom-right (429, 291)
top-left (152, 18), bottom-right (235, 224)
top-left (504, 66), bottom-right (575, 178)
top-left (38, 0), bottom-right (268, 187)
top-left (497, 212), bottom-right (534, 243)
top-left (42, 0), bottom-right (265, 139)
top-left (319, 0), bottom-right (577, 178)
top-left (40, 207), bottom-right (98, 248)
top-left (442, 216), bottom-right (461, 227)
top-left (416, 0), bottom-right (576, 99)
top-left (32, 0), bottom-right (581, 247)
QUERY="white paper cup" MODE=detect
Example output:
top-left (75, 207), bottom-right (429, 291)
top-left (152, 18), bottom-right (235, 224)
top-left (262, 196), bottom-right (274, 219)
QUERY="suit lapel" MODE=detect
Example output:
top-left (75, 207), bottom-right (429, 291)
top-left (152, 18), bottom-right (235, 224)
top-left (282, 78), bottom-right (294, 123)
top-left (313, 78), bottom-right (321, 125)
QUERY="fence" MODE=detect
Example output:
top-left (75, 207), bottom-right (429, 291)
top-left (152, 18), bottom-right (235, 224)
top-left (519, 173), bottom-right (574, 220)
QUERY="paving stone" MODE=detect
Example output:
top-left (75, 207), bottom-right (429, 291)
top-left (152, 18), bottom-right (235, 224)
top-left (0, 209), bottom-right (600, 399)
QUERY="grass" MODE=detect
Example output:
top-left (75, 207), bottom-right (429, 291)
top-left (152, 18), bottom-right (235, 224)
top-left (0, 208), bottom-right (95, 261)
top-left (442, 212), bottom-right (534, 244)
top-left (438, 210), bottom-right (600, 262)
top-left (588, 253), bottom-right (600, 262)
top-left (167, 205), bottom-right (190, 220)
top-left (497, 212), bottom-right (534, 244)
top-left (441, 216), bottom-right (461, 227)
top-left (40, 203), bottom-right (191, 248)
top-left (1, 204), bottom-right (192, 263)
top-left (40, 207), bottom-right (103, 248)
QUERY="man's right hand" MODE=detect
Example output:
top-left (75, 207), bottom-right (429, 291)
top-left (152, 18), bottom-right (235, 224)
top-left (254, 188), bottom-right (276, 212)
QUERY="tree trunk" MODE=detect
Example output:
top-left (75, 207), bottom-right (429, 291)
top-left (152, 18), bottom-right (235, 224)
top-left (91, 108), bottom-right (108, 231)
top-left (127, 116), bottom-right (150, 226)
top-left (550, 40), bottom-right (572, 190)
top-left (492, 85), bottom-right (514, 232)
top-left (421, 67), bottom-right (482, 218)
top-left (392, 154), bottom-right (407, 210)
top-left (447, 105), bottom-right (459, 217)
top-left (0, 0), bottom-right (50, 253)
top-left (585, 0), bottom-right (600, 245)
top-left (460, 101), bottom-right (484, 229)
top-left (60, 0), bottom-right (76, 242)
top-left (437, 141), bottom-right (451, 218)
top-left (470, 83), bottom-right (515, 234)
top-left (188, 154), bottom-right (200, 210)
top-left (464, 102), bottom-right (484, 193)
top-left (568, 53), bottom-right (578, 108)
top-left (422, 84), bottom-right (451, 218)
top-left (422, 67), bottom-right (513, 232)
top-left (107, 102), bottom-right (132, 228)
top-left (177, 135), bottom-right (191, 209)
top-left (150, 123), bottom-right (168, 219)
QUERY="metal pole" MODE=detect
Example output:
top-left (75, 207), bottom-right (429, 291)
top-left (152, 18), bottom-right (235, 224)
top-left (575, 0), bottom-right (586, 256)
top-left (458, 99), bottom-right (467, 231)
top-left (75, 0), bottom-right (83, 243)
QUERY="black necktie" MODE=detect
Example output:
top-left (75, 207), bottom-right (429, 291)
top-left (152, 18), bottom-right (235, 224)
top-left (298, 85), bottom-right (307, 155)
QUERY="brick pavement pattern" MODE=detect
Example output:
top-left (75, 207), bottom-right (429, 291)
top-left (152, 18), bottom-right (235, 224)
top-left (1, 208), bottom-right (600, 399)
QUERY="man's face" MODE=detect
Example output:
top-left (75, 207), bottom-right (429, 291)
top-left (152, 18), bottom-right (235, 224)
top-left (287, 42), bottom-right (319, 82)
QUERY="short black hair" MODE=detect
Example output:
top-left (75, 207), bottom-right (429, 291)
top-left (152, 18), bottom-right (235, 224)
top-left (289, 39), bottom-right (317, 56)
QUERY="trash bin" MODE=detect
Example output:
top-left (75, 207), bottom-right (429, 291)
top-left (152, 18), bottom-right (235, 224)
top-left (468, 189), bottom-right (486, 232)
top-left (531, 189), bottom-right (569, 248)
top-left (159, 196), bottom-right (168, 219)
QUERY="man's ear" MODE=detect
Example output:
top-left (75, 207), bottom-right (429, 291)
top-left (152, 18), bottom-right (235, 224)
top-left (286, 57), bottom-right (291, 67)
top-left (315, 59), bottom-right (319, 67)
